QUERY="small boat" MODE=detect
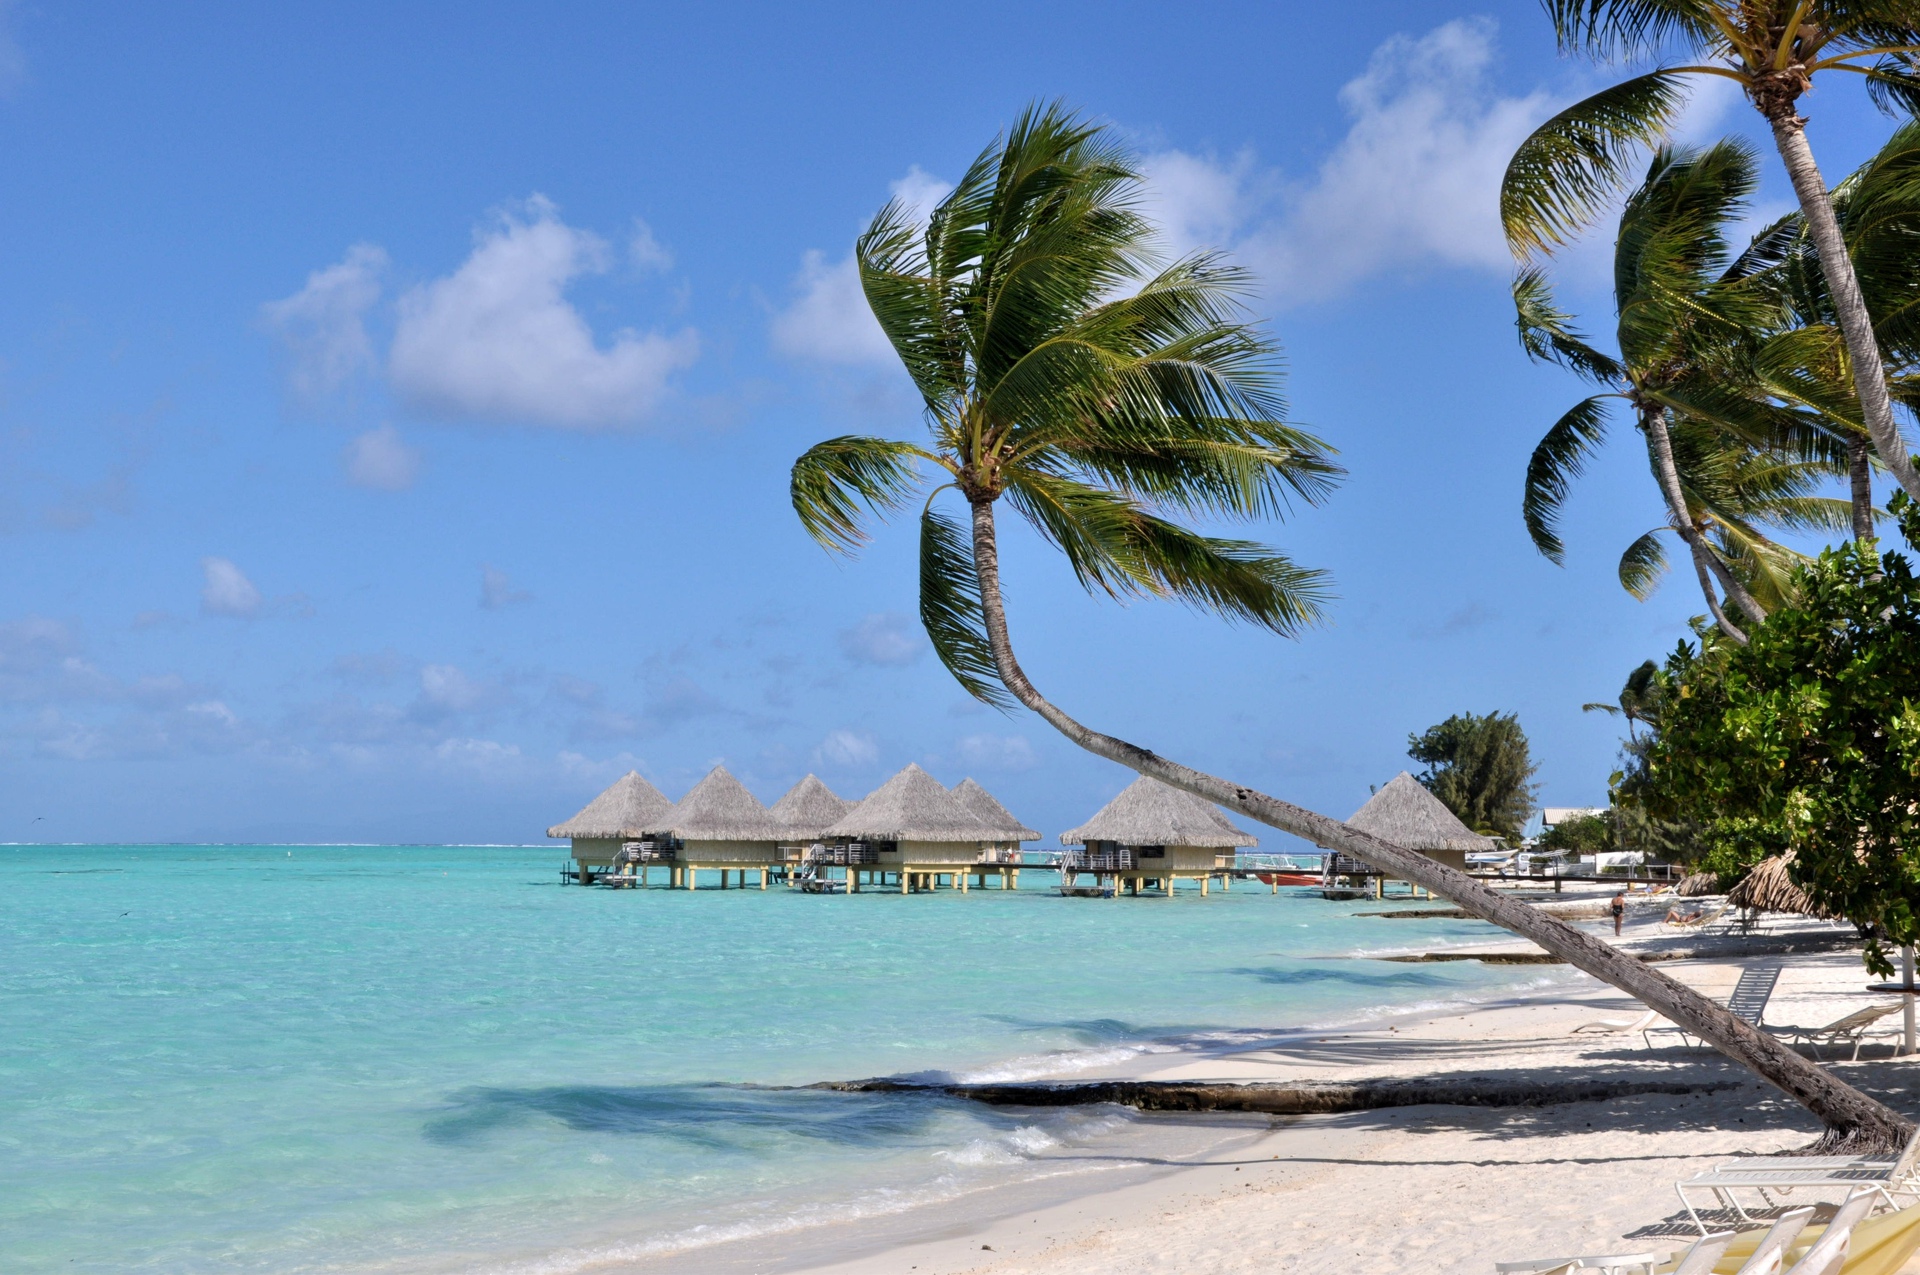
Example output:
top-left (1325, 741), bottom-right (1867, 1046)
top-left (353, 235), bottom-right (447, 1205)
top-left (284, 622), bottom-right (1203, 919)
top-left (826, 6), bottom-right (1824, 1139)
top-left (1256, 871), bottom-right (1323, 887)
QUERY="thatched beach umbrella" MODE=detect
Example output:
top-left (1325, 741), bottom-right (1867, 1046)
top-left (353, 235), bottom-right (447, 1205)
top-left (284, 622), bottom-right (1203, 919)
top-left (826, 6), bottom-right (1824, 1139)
top-left (1058, 775), bottom-right (1255, 896)
top-left (770, 774), bottom-right (854, 842)
top-left (1727, 855), bottom-right (1838, 919)
top-left (1676, 871), bottom-right (1721, 897)
top-left (825, 764), bottom-right (996, 892)
top-left (547, 771), bottom-right (673, 878)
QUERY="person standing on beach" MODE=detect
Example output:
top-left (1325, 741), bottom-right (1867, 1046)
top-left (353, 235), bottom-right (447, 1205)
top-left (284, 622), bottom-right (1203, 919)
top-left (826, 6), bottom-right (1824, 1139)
top-left (1610, 890), bottom-right (1626, 937)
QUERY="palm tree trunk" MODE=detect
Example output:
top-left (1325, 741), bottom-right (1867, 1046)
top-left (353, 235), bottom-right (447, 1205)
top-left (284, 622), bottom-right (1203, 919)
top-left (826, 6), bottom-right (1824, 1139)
top-left (1687, 549), bottom-right (1749, 645)
top-left (1851, 435), bottom-right (1874, 542)
top-left (967, 495), bottom-right (1909, 1150)
top-left (1768, 114), bottom-right (1920, 504)
top-left (1642, 408), bottom-right (1763, 640)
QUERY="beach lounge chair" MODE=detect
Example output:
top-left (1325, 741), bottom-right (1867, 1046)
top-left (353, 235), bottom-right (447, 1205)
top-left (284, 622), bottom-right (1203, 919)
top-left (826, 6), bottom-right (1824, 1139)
top-left (1648, 966), bottom-right (1780, 1050)
top-left (1725, 1207), bottom-right (1813, 1274)
top-left (1766, 1005), bottom-right (1904, 1062)
top-left (1700, 1201), bottom-right (1920, 1275)
top-left (1574, 1007), bottom-right (1664, 1036)
top-left (1495, 1252), bottom-right (1667, 1273)
top-left (1676, 1130), bottom-right (1920, 1233)
top-left (1779, 1190), bottom-right (1877, 1274)
top-left (1667, 902), bottom-right (1731, 928)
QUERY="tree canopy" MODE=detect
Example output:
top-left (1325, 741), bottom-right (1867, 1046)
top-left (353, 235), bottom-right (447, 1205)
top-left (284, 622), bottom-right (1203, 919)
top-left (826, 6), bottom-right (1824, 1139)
top-left (1644, 496), bottom-right (1920, 975)
top-left (1407, 711), bottom-right (1539, 842)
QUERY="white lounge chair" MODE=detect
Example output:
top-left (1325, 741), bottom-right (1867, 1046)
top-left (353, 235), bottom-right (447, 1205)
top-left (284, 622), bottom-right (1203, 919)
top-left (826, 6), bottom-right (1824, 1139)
top-left (1779, 1189), bottom-right (1877, 1275)
top-left (1647, 966), bottom-right (1780, 1050)
top-left (1573, 1008), bottom-right (1662, 1036)
top-left (1766, 1004), bottom-right (1904, 1062)
top-left (1494, 1253), bottom-right (1665, 1274)
top-left (1727, 1206), bottom-right (1813, 1275)
top-left (1676, 1129), bottom-right (1920, 1232)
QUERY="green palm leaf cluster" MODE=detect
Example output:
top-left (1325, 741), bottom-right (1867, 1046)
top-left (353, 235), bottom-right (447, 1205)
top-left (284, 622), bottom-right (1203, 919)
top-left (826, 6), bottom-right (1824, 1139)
top-left (1503, 2), bottom-right (1920, 511)
top-left (790, 103), bottom-right (1340, 706)
top-left (1519, 139), bottom-right (1853, 629)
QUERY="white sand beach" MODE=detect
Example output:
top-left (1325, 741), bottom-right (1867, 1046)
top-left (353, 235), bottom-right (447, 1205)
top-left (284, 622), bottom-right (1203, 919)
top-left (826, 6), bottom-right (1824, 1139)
top-left (776, 904), bottom-right (1920, 1275)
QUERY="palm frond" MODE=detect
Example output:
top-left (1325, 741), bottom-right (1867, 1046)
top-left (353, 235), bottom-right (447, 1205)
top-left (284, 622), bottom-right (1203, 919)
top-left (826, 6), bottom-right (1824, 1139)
top-left (1618, 529), bottom-right (1669, 599)
top-left (1526, 396), bottom-right (1615, 562)
top-left (1514, 268), bottom-right (1626, 382)
top-left (791, 436), bottom-right (931, 553)
top-left (918, 502), bottom-right (1014, 710)
top-left (1502, 71), bottom-right (1689, 257)
top-left (1004, 470), bottom-right (1329, 634)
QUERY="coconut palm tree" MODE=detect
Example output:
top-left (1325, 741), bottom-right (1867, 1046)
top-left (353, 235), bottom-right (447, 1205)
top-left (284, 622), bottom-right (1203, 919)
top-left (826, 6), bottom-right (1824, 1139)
top-left (1502, 1), bottom-right (1920, 508)
top-left (789, 103), bottom-right (1908, 1147)
top-left (1519, 140), bottom-right (1849, 641)
top-left (1744, 120), bottom-right (1920, 537)
top-left (1584, 658), bottom-right (1665, 739)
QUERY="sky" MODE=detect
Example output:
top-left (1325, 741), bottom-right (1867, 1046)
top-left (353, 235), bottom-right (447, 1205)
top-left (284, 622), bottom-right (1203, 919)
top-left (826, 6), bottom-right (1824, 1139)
top-left (0, 2), bottom-right (1906, 847)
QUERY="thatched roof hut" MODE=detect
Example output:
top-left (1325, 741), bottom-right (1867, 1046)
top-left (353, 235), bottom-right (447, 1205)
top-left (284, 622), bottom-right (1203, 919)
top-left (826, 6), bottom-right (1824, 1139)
top-left (547, 771), bottom-right (673, 840)
top-left (1727, 854), bottom-right (1838, 919)
top-left (950, 778), bottom-right (1039, 842)
top-left (661, 766), bottom-right (784, 842)
top-left (770, 774), bottom-right (855, 841)
top-left (1059, 775), bottom-right (1257, 848)
top-left (1346, 773), bottom-right (1495, 852)
top-left (825, 764), bottom-right (993, 842)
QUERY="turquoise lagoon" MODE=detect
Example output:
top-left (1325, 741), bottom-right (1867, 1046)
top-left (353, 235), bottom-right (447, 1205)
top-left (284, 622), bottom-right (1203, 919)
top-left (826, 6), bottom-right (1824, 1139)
top-left (0, 844), bottom-right (1566, 1273)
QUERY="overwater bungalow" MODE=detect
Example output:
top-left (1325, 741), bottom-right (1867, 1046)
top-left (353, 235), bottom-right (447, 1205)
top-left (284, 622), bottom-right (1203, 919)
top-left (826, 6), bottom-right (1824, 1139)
top-left (1058, 775), bottom-right (1257, 897)
top-left (822, 763), bottom-right (996, 893)
top-left (547, 770), bottom-right (674, 883)
top-left (950, 777), bottom-right (1038, 888)
top-left (770, 774), bottom-right (855, 843)
top-left (1335, 771), bottom-right (1495, 898)
top-left (659, 766), bottom-right (787, 890)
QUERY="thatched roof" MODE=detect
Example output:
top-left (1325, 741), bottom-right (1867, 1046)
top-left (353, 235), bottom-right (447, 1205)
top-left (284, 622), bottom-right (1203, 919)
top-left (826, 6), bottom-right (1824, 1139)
top-left (950, 778), bottom-right (1039, 841)
top-left (661, 766), bottom-right (784, 842)
top-left (546, 771), bottom-right (674, 839)
top-left (1346, 773), bottom-right (1495, 852)
top-left (1727, 854), bottom-right (1839, 919)
top-left (825, 764), bottom-right (994, 843)
top-left (770, 774), bottom-right (855, 840)
top-left (1676, 871), bottom-right (1721, 897)
top-left (1059, 775), bottom-right (1257, 849)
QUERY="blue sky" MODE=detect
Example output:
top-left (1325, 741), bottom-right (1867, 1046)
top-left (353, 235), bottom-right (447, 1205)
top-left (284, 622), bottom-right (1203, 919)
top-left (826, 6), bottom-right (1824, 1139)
top-left (0, 2), bottom-right (1905, 846)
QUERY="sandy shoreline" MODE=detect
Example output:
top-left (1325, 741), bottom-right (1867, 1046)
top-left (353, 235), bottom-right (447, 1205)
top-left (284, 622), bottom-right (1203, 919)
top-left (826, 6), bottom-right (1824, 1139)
top-left (769, 905), bottom-right (1920, 1275)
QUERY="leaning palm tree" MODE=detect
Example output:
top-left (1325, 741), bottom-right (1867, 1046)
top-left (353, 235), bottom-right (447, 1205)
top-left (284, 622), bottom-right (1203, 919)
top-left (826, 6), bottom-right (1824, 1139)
top-left (1503, 2), bottom-right (1920, 507)
top-left (790, 103), bottom-right (1908, 1147)
top-left (1519, 140), bottom-right (1847, 641)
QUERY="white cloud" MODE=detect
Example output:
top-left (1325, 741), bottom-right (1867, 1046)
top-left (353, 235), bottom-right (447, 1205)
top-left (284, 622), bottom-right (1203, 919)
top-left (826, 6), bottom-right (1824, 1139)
top-left (1137, 19), bottom-right (1552, 303)
top-left (344, 425), bottom-right (420, 490)
top-left (815, 728), bottom-right (879, 768)
top-left (479, 564), bottom-right (531, 610)
top-left (389, 196), bottom-right (699, 427)
top-left (261, 244), bottom-right (388, 403)
top-left (771, 168), bottom-right (952, 366)
top-left (837, 611), bottom-right (924, 666)
top-left (418, 664), bottom-right (485, 714)
top-left (200, 558), bottom-right (262, 618)
top-left (0, 2), bottom-right (29, 97)
top-left (953, 733), bottom-right (1038, 772)
top-left (628, 218), bottom-right (674, 271)
top-left (434, 737), bottom-right (523, 770)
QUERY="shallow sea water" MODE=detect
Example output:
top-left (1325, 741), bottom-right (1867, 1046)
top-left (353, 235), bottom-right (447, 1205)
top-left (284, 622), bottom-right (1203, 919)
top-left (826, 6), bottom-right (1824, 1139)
top-left (0, 844), bottom-right (1561, 1273)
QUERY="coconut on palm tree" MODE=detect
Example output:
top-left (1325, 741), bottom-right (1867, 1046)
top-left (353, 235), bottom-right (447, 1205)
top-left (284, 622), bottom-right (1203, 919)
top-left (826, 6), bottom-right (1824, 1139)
top-left (1503, 1), bottom-right (1920, 507)
top-left (789, 103), bottom-right (1909, 1147)
top-left (1519, 140), bottom-right (1851, 640)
